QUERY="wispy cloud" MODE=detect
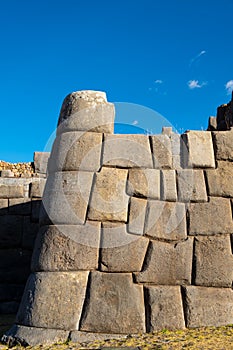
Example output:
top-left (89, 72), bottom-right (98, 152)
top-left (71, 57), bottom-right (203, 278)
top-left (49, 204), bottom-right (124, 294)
top-left (225, 80), bottom-right (233, 95)
top-left (188, 80), bottom-right (207, 89)
top-left (189, 50), bottom-right (206, 66)
top-left (132, 120), bottom-right (138, 125)
top-left (154, 79), bottom-right (163, 84)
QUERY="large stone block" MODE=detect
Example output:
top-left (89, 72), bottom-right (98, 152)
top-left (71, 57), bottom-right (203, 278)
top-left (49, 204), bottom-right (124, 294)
top-left (128, 197), bottom-right (147, 235)
top-left (102, 134), bottom-right (153, 168)
top-left (212, 130), bottom-right (233, 160)
top-left (48, 131), bottom-right (102, 172)
top-left (177, 169), bottom-right (207, 202)
top-left (136, 238), bottom-right (193, 284)
top-left (183, 286), bottom-right (233, 328)
top-left (30, 179), bottom-right (46, 198)
top-left (57, 90), bottom-right (114, 134)
top-left (9, 198), bottom-right (31, 215)
top-left (194, 236), bottom-right (233, 287)
top-left (100, 223), bottom-right (149, 272)
top-left (31, 223), bottom-right (100, 272)
top-left (161, 170), bottom-right (177, 201)
top-left (33, 152), bottom-right (50, 174)
top-left (16, 271), bottom-right (89, 329)
top-left (127, 168), bottom-right (160, 199)
top-left (188, 197), bottom-right (233, 235)
top-left (150, 134), bottom-right (172, 169)
top-left (70, 331), bottom-right (125, 344)
top-left (206, 161), bottom-right (233, 197)
top-left (0, 249), bottom-right (31, 283)
top-left (0, 185), bottom-right (24, 198)
top-left (40, 171), bottom-right (93, 225)
top-left (0, 215), bottom-right (23, 247)
top-left (145, 286), bottom-right (185, 331)
top-left (88, 167), bottom-right (129, 222)
top-left (170, 133), bottom-right (182, 169)
top-left (80, 272), bottom-right (145, 334)
top-left (182, 131), bottom-right (215, 168)
top-left (144, 201), bottom-right (186, 240)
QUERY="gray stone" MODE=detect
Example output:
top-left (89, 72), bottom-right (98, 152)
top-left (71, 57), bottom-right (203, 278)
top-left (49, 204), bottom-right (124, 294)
top-left (80, 272), bottom-right (145, 334)
top-left (212, 130), bottom-right (233, 160)
top-left (145, 286), bottom-right (185, 331)
top-left (208, 116), bottom-right (217, 131)
top-left (41, 171), bottom-right (94, 225)
top-left (9, 198), bottom-right (31, 215)
top-left (0, 199), bottom-right (8, 215)
top-left (194, 236), bottom-right (233, 287)
top-left (188, 197), bottom-right (233, 235)
top-left (16, 271), bottom-right (89, 329)
top-left (102, 134), bottom-right (153, 168)
top-left (161, 170), bottom-right (177, 201)
top-left (31, 199), bottom-right (41, 222)
top-left (30, 179), bottom-right (46, 198)
top-left (48, 131), bottom-right (102, 172)
top-left (0, 215), bottom-right (23, 247)
top-left (2, 324), bottom-right (69, 346)
top-left (150, 134), bottom-right (172, 169)
top-left (183, 286), bottom-right (233, 328)
top-left (206, 161), bottom-right (233, 197)
top-left (177, 170), bottom-right (207, 202)
top-left (144, 201), bottom-right (187, 241)
top-left (0, 185), bottom-right (24, 198)
top-left (136, 238), bottom-right (193, 284)
top-left (33, 152), bottom-right (50, 174)
top-left (100, 223), bottom-right (149, 272)
top-left (31, 223), bottom-right (100, 272)
top-left (0, 249), bottom-right (31, 283)
top-left (0, 170), bottom-right (14, 178)
top-left (182, 131), bottom-right (215, 168)
top-left (22, 216), bottom-right (39, 249)
top-left (57, 90), bottom-right (114, 134)
top-left (88, 167), bottom-right (129, 222)
top-left (128, 197), bottom-right (147, 235)
top-left (70, 331), bottom-right (127, 343)
top-left (127, 168), bottom-right (160, 199)
top-left (170, 133), bottom-right (182, 169)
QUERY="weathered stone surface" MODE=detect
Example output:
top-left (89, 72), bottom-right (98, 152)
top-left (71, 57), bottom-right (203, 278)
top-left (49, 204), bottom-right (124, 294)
top-left (22, 216), bottom-right (39, 249)
top-left (16, 271), bottom-right (89, 329)
top-left (183, 286), bottom-right (233, 328)
top-left (100, 223), bottom-right (149, 272)
top-left (128, 197), bottom-right (147, 235)
top-left (0, 199), bottom-right (8, 215)
top-left (9, 198), bottom-right (31, 215)
top-left (212, 130), bottom-right (233, 160)
top-left (48, 131), bottom-right (102, 172)
top-left (136, 239), bottom-right (193, 284)
top-left (145, 286), bottom-right (185, 331)
top-left (0, 185), bottom-right (24, 198)
top-left (127, 168), bottom-right (160, 199)
top-left (161, 170), bottom-right (177, 201)
top-left (70, 331), bottom-right (126, 343)
top-left (33, 152), bottom-right (50, 174)
top-left (88, 167), bottom-right (129, 222)
top-left (0, 215), bottom-right (23, 247)
top-left (188, 197), bottom-right (233, 235)
top-left (31, 223), bottom-right (100, 271)
top-left (0, 170), bottom-right (14, 178)
top-left (182, 131), bottom-right (215, 168)
top-left (30, 179), bottom-right (46, 198)
top-left (206, 161), bottom-right (233, 197)
top-left (41, 171), bottom-right (93, 225)
top-left (194, 236), bottom-right (233, 287)
top-left (170, 133), bottom-right (182, 169)
top-left (177, 170), bottom-right (207, 202)
top-left (102, 134), bottom-right (153, 168)
top-left (144, 201), bottom-right (186, 240)
top-left (2, 324), bottom-right (69, 346)
top-left (31, 199), bottom-right (41, 222)
top-left (57, 90), bottom-right (114, 134)
top-left (0, 249), bottom-right (31, 283)
top-left (208, 116), bottom-right (217, 131)
top-left (150, 134), bottom-right (172, 169)
top-left (80, 272), bottom-right (145, 333)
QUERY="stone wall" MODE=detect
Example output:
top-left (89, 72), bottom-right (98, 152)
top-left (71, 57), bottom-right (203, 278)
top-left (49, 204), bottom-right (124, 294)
top-left (2, 90), bottom-right (233, 346)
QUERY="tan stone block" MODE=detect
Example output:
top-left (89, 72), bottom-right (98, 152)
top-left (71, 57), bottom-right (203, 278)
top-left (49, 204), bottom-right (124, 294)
top-left (206, 161), bottom-right (233, 197)
top-left (0, 185), bottom-right (24, 198)
top-left (150, 134), bottom-right (172, 168)
top-left (128, 197), bottom-right (147, 235)
top-left (177, 169), bottom-right (207, 202)
top-left (127, 168), bottom-right (160, 199)
top-left (161, 170), bottom-right (177, 201)
top-left (212, 130), bottom-right (233, 160)
top-left (30, 179), bottom-right (46, 198)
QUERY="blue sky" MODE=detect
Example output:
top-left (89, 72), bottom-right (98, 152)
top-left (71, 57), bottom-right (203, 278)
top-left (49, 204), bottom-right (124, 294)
top-left (0, 0), bottom-right (233, 162)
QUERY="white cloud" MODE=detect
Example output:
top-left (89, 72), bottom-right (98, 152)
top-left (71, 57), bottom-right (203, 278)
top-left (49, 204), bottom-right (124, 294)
top-left (154, 79), bottom-right (163, 84)
top-left (225, 80), bottom-right (233, 95)
top-left (189, 50), bottom-right (206, 66)
top-left (132, 120), bottom-right (138, 125)
top-left (188, 80), bottom-right (207, 89)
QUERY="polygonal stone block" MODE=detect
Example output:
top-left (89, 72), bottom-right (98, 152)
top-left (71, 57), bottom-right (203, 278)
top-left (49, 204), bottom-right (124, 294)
top-left (144, 201), bottom-right (186, 240)
top-left (88, 167), bottom-right (129, 222)
top-left (145, 286), bottom-right (185, 331)
top-left (100, 223), bottom-right (149, 272)
top-left (48, 131), bottom-right (102, 172)
top-left (212, 130), bottom-right (233, 160)
top-left (0, 185), bottom-right (24, 198)
top-left (194, 236), bottom-right (233, 287)
top-left (128, 197), bottom-right (147, 235)
top-left (102, 134), bottom-right (153, 168)
top-left (31, 223), bottom-right (100, 272)
top-left (161, 170), bottom-right (177, 201)
top-left (183, 286), bottom-right (233, 328)
top-left (177, 169), bottom-right (207, 202)
top-left (170, 133), bottom-right (182, 169)
top-left (150, 134), bottom-right (172, 169)
top-left (30, 179), bottom-right (46, 198)
top-left (16, 271), bottom-right (89, 329)
top-left (188, 197), bottom-right (233, 235)
top-left (33, 152), bottom-right (50, 174)
top-left (135, 238), bottom-right (193, 284)
top-left (127, 168), bottom-right (160, 199)
top-left (80, 271), bottom-right (145, 334)
top-left (206, 161), bottom-right (233, 197)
